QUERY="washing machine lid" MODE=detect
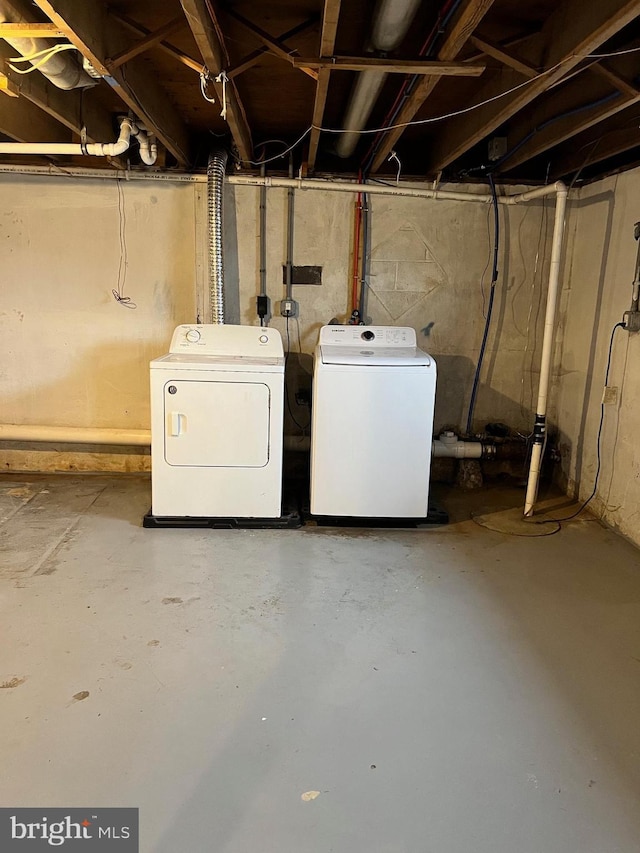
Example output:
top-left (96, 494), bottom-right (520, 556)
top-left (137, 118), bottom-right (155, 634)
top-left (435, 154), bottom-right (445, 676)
top-left (319, 345), bottom-right (432, 366)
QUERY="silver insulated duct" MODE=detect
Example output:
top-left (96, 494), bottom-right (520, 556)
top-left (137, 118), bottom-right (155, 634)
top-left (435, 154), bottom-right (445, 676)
top-left (207, 149), bottom-right (228, 324)
top-left (336, 0), bottom-right (422, 158)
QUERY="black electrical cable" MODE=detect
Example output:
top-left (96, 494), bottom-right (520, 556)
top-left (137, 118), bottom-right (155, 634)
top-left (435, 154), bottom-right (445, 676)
top-left (465, 173), bottom-right (498, 434)
top-left (540, 321), bottom-right (626, 524)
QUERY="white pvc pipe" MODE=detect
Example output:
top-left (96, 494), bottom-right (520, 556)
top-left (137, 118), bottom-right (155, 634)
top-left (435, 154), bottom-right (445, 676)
top-left (0, 424), bottom-right (151, 446)
top-left (136, 133), bottom-right (157, 166)
top-left (0, 118), bottom-right (157, 164)
top-left (0, 117), bottom-right (132, 156)
top-left (228, 175), bottom-right (496, 203)
top-left (523, 183), bottom-right (568, 516)
top-left (432, 439), bottom-right (483, 458)
top-left (227, 175), bottom-right (566, 207)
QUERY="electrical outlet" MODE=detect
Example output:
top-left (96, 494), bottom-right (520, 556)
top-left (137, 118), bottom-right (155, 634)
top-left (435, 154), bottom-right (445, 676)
top-left (603, 386), bottom-right (619, 405)
top-left (624, 310), bottom-right (640, 332)
top-left (280, 298), bottom-right (298, 318)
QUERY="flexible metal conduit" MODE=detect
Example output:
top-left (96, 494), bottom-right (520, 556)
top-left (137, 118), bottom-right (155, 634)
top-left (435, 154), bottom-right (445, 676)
top-left (207, 149), bottom-right (228, 324)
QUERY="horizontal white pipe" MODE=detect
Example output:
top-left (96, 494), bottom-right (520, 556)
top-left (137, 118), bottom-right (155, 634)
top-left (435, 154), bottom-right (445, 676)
top-left (505, 181), bottom-right (568, 205)
top-left (0, 424), bottom-right (151, 446)
top-left (229, 175), bottom-right (496, 203)
top-left (0, 164), bottom-right (198, 181)
top-left (0, 163), bottom-right (563, 204)
top-left (228, 175), bottom-right (565, 206)
top-left (432, 439), bottom-right (483, 458)
top-left (0, 118), bottom-right (157, 164)
top-left (0, 116), bottom-right (132, 157)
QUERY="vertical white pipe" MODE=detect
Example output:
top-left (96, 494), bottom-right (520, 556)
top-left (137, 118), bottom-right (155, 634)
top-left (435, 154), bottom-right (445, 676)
top-left (523, 184), bottom-right (568, 516)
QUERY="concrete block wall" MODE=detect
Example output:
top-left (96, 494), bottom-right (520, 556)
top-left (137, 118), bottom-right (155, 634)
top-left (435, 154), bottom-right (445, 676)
top-left (0, 172), bottom-right (553, 473)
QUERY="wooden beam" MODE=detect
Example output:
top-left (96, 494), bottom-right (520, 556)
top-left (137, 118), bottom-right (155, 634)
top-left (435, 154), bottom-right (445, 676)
top-left (463, 32), bottom-right (536, 64)
top-left (113, 12), bottom-right (203, 73)
top-left (0, 42), bottom-right (114, 142)
top-left (551, 116), bottom-right (640, 178)
top-left (499, 46), bottom-right (640, 171)
top-left (0, 75), bottom-right (19, 96)
top-left (468, 35), bottom-right (537, 78)
top-left (0, 92), bottom-right (72, 142)
top-left (308, 0), bottom-right (342, 170)
top-left (179, 0), bottom-right (252, 162)
top-left (33, 0), bottom-right (191, 165)
top-left (427, 0), bottom-right (640, 174)
top-left (0, 23), bottom-right (66, 37)
top-left (502, 93), bottom-right (640, 172)
top-left (108, 16), bottom-right (186, 70)
top-left (293, 56), bottom-right (485, 75)
top-left (590, 62), bottom-right (640, 98)
top-left (226, 15), bottom-right (319, 80)
top-left (225, 9), bottom-right (317, 80)
top-left (370, 0), bottom-right (495, 173)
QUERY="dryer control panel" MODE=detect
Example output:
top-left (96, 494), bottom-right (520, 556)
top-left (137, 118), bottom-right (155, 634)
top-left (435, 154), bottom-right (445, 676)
top-left (169, 324), bottom-right (283, 358)
top-left (318, 325), bottom-right (416, 347)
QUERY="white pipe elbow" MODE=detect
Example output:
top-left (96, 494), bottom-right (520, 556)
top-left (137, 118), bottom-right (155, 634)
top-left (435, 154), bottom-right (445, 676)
top-left (137, 135), bottom-right (158, 166)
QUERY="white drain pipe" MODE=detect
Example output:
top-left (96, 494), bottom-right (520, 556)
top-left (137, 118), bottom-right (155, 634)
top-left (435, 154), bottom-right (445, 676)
top-left (0, 117), bottom-right (157, 163)
top-left (432, 433), bottom-right (484, 458)
top-left (0, 424), bottom-right (151, 445)
top-left (523, 184), bottom-right (568, 515)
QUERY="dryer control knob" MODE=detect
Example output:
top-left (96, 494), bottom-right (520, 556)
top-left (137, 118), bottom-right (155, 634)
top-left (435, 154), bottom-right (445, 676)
top-left (185, 328), bottom-right (201, 343)
top-left (259, 334), bottom-right (268, 343)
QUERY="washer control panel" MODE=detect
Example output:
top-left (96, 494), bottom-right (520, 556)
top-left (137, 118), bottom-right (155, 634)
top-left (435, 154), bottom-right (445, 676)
top-left (169, 324), bottom-right (283, 357)
top-left (319, 325), bottom-right (416, 347)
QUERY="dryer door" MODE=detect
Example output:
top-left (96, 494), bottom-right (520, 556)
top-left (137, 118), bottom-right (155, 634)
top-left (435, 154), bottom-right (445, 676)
top-left (164, 380), bottom-right (270, 467)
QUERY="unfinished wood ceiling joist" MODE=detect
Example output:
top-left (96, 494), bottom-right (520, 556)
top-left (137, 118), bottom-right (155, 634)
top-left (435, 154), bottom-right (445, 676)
top-left (0, 0), bottom-right (639, 183)
top-left (179, 0), bottom-right (252, 162)
top-left (32, 0), bottom-right (191, 165)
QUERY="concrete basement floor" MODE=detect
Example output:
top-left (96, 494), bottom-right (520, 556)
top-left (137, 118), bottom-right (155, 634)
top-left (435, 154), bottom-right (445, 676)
top-left (1, 474), bottom-right (640, 853)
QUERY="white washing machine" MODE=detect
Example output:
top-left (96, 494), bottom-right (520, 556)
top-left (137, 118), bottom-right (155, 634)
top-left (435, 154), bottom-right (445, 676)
top-left (150, 324), bottom-right (284, 518)
top-left (310, 325), bottom-right (436, 518)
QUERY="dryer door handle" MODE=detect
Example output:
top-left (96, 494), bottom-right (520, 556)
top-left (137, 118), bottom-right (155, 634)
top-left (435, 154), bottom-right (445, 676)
top-left (169, 412), bottom-right (186, 436)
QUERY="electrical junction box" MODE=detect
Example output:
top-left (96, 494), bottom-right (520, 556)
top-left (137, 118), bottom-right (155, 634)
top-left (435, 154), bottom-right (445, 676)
top-left (488, 136), bottom-right (508, 161)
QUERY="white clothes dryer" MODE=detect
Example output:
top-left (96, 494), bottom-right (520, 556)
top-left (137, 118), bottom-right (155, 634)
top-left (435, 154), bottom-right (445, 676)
top-left (150, 324), bottom-right (284, 518)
